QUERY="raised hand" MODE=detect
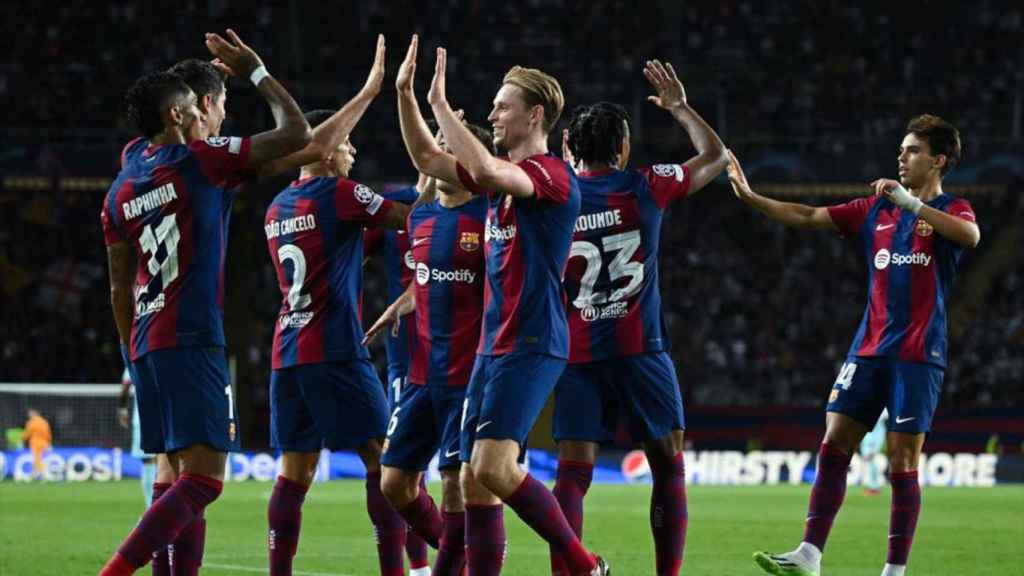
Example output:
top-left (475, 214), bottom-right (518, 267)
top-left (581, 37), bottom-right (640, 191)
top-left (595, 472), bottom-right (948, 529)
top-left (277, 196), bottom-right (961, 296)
top-left (211, 58), bottom-right (235, 77)
top-left (205, 29), bottom-right (264, 78)
top-left (726, 149), bottom-right (755, 201)
top-left (870, 178), bottom-right (901, 197)
top-left (360, 34), bottom-right (387, 97)
top-left (427, 47), bottom-right (448, 106)
top-left (562, 128), bottom-right (577, 170)
top-left (644, 59), bottom-right (687, 110)
top-left (396, 35), bottom-right (418, 93)
top-left (871, 177), bottom-right (922, 212)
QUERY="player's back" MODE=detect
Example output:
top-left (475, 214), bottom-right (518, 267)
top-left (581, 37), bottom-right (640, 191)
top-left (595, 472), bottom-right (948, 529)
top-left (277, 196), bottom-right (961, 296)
top-left (565, 164), bottom-right (691, 363)
top-left (266, 176), bottom-right (393, 369)
top-left (100, 136), bottom-right (251, 359)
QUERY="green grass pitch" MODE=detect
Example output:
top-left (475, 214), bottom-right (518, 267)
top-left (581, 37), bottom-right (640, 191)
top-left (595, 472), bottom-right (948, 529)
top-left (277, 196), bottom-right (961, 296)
top-left (1, 481), bottom-right (1019, 575)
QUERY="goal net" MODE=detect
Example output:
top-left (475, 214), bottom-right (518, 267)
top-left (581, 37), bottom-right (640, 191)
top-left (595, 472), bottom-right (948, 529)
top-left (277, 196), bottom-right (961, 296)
top-left (0, 383), bottom-right (127, 449)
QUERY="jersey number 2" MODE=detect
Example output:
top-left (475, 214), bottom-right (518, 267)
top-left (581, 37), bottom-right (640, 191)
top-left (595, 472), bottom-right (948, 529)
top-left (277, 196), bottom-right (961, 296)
top-left (569, 229), bottom-right (644, 308)
top-left (277, 244), bottom-right (312, 311)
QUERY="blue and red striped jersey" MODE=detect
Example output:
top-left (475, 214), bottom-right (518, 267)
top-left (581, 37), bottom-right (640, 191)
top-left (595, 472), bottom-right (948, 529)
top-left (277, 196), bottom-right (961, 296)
top-left (100, 136), bottom-right (251, 360)
top-left (456, 153), bottom-right (581, 358)
top-left (266, 176), bottom-right (395, 369)
top-left (407, 196), bottom-right (487, 386)
top-left (827, 193), bottom-right (976, 367)
top-left (564, 164), bottom-right (691, 363)
top-left (363, 186), bottom-right (420, 378)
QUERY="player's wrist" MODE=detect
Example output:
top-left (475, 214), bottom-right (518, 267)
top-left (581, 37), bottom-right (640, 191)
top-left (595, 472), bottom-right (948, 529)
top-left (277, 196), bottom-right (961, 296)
top-left (249, 64), bottom-right (270, 86)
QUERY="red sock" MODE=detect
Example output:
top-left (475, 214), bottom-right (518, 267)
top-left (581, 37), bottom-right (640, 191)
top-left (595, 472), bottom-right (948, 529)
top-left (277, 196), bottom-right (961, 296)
top-left (433, 510), bottom-right (467, 575)
top-left (650, 452), bottom-right (687, 576)
top-left (505, 474), bottom-right (596, 574)
top-left (268, 476), bottom-right (309, 576)
top-left (466, 505), bottom-right (505, 576)
top-left (887, 470), bottom-right (921, 566)
top-left (150, 482), bottom-right (172, 576)
top-left (550, 461), bottom-right (593, 575)
top-left (398, 489), bottom-right (444, 549)
top-left (405, 477), bottom-right (431, 569)
top-left (170, 515), bottom-right (205, 576)
top-left (802, 443), bottom-right (851, 552)
top-left (366, 470), bottom-right (406, 576)
top-left (101, 474), bottom-right (222, 576)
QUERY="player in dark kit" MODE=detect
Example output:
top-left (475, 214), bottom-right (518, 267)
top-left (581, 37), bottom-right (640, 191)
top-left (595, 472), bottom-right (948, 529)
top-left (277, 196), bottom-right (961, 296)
top-left (551, 60), bottom-right (727, 576)
top-left (365, 119), bottom-right (494, 576)
top-left (363, 180), bottom-right (432, 576)
top-left (99, 30), bottom-right (311, 576)
top-left (394, 35), bottom-right (608, 575)
top-left (728, 115), bottom-right (979, 576)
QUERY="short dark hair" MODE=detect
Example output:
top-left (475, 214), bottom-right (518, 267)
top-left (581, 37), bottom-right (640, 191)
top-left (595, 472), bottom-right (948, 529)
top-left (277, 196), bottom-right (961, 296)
top-left (125, 71), bottom-right (192, 138)
top-left (304, 109), bottom-right (336, 129)
top-left (567, 101), bottom-right (630, 166)
top-left (168, 59), bottom-right (225, 99)
top-left (906, 114), bottom-right (961, 176)
top-left (426, 119), bottom-right (496, 155)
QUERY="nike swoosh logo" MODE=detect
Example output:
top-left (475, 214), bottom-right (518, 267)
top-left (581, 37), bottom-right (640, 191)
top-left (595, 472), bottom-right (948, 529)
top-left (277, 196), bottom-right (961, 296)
top-left (895, 416), bottom-right (916, 424)
top-left (876, 223), bottom-right (895, 231)
top-left (445, 449), bottom-right (460, 458)
top-left (413, 238), bottom-right (429, 246)
top-left (476, 420), bottom-right (493, 433)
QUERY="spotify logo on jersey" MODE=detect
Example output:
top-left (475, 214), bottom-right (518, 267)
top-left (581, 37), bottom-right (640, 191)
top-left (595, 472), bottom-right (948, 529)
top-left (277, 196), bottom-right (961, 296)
top-left (416, 262), bottom-right (431, 285)
top-left (404, 250), bottom-right (415, 270)
top-left (874, 249), bottom-right (892, 270)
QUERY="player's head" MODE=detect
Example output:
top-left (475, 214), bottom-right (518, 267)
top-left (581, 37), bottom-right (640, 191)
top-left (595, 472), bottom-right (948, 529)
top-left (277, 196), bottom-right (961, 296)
top-left (303, 110), bottom-right (357, 177)
top-left (125, 71), bottom-right (202, 141)
top-left (899, 114), bottom-right (961, 187)
top-left (433, 120), bottom-right (494, 195)
top-left (168, 59), bottom-right (228, 138)
top-left (567, 101), bottom-right (631, 170)
top-left (488, 66), bottom-right (564, 150)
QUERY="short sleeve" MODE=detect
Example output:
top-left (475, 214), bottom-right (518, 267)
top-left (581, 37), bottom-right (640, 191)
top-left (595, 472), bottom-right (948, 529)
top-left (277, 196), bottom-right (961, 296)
top-left (335, 179), bottom-right (394, 227)
top-left (190, 136), bottom-right (252, 189)
top-left (455, 163), bottom-right (489, 196)
top-left (100, 192), bottom-right (125, 246)
top-left (945, 197), bottom-right (976, 223)
top-left (640, 164), bottom-right (691, 209)
top-left (827, 196), bottom-right (875, 236)
top-left (518, 155), bottom-right (571, 204)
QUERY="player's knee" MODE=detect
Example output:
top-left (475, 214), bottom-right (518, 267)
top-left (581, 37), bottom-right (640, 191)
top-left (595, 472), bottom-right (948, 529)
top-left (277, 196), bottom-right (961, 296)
top-left (440, 469), bottom-right (461, 496)
top-left (886, 444), bottom-right (919, 473)
top-left (380, 467), bottom-right (418, 508)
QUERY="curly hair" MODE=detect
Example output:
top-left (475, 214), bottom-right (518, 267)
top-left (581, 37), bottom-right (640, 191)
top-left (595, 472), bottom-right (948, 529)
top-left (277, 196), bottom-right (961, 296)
top-left (566, 101), bottom-right (630, 166)
top-left (124, 71), bottom-right (191, 138)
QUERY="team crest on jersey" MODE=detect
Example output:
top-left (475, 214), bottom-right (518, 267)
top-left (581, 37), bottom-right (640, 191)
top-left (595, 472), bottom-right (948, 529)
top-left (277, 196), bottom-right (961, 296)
top-left (459, 231), bottom-right (481, 252)
top-left (503, 194), bottom-right (514, 210)
top-left (915, 219), bottom-right (934, 237)
top-left (829, 389), bottom-right (839, 403)
top-left (228, 421), bottom-right (236, 442)
top-left (652, 164), bottom-right (684, 182)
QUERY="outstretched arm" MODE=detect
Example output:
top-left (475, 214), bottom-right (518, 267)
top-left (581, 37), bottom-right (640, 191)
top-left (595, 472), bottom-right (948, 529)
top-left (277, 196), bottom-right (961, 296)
top-left (727, 150), bottom-right (837, 231)
top-left (362, 281), bottom-right (416, 345)
top-left (427, 47), bottom-right (537, 198)
top-left (259, 35), bottom-right (387, 179)
top-left (396, 35), bottom-right (460, 184)
top-left (644, 59), bottom-right (727, 196)
top-left (205, 29), bottom-right (311, 169)
top-left (870, 179), bottom-right (980, 248)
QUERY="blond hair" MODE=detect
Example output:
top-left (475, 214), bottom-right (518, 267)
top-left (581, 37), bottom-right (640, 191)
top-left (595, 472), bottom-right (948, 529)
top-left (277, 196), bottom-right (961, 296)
top-left (502, 66), bottom-right (565, 134)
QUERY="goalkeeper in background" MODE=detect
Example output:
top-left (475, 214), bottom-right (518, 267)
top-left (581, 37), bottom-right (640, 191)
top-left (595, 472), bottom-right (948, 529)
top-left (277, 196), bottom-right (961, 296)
top-left (22, 408), bottom-right (52, 480)
top-left (119, 368), bottom-right (156, 507)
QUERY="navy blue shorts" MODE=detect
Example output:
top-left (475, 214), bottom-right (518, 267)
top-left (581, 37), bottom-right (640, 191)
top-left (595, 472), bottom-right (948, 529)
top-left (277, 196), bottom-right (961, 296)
top-left (270, 359), bottom-right (390, 452)
top-left (459, 351), bottom-right (566, 463)
top-left (381, 384), bottom-right (466, 471)
top-left (131, 346), bottom-right (239, 454)
top-left (827, 356), bottom-right (944, 434)
top-left (553, 352), bottom-right (685, 444)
